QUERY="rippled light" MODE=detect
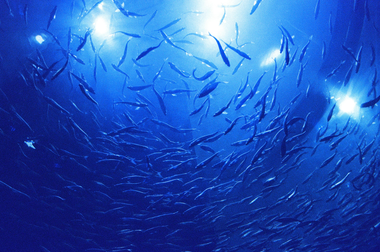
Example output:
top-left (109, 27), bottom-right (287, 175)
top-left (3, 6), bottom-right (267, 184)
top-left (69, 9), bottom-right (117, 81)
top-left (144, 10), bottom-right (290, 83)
top-left (338, 96), bottom-right (358, 115)
top-left (93, 17), bottom-right (109, 35)
top-left (35, 35), bottom-right (45, 44)
top-left (261, 49), bottom-right (281, 67)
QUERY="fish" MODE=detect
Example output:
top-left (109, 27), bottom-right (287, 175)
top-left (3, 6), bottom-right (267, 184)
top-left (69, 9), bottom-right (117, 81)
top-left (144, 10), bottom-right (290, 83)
top-left (111, 64), bottom-right (130, 78)
top-left (192, 55), bottom-right (218, 70)
top-left (78, 83), bottom-right (98, 105)
top-left (361, 94), bottom-right (380, 108)
top-left (192, 69), bottom-right (215, 81)
top-left (156, 18), bottom-right (181, 31)
top-left (343, 65), bottom-right (353, 86)
top-left (112, 0), bottom-right (146, 17)
top-left (329, 12), bottom-right (333, 35)
top-left (370, 43), bottom-right (376, 67)
top-left (280, 25), bottom-right (294, 45)
top-left (136, 40), bottom-right (164, 61)
top-left (209, 33), bottom-right (230, 67)
top-left (250, 0), bottom-right (263, 15)
top-left (284, 37), bottom-right (289, 65)
top-left (47, 6), bottom-right (57, 30)
top-left (79, 0), bottom-right (103, 21)
top-left (70, 72), bottom-right (95, 94)
top-left (296, 63), bottom-right (304, 88)
top-left (314, 0), bottom-right (320, 20)
top-left (76, 29), bottom-right (93, 51)
top-left (144, 10), bottom-right (157, 29)
top-left (168, 62), bottom-right (191, 78)
top-left (197, 77), bottom-right (220, 98)
top-left (190, 98), bottom-right (209, 116)
top-left (51, 56), bottom-right (69, 80)
top-left (232, 58), bottom-right (245, 75)
top-left (160, 30), bottom-right (186, 53)
top-left (235, 22), bottom-right (239, 46)
top-left (220, 6), bottom-right (226, 25)
top-left (117, 40), bottom-right (130, 68)
top-left (320, 151), bottom-right (337, 168)
top-left (214, 96), bottom-right (233, 117)
top-left (221, 40), bottom-right (251, 60)
top-left (341, 44), bottom-right (358, 61)
top-left (326, 60), bottom-right (345, 79)
top-left (43, 96), bottom-right (71, 115)
top-left (98, 54), bottom-right (107, 72)
top-left (327, 103), bottom-right (336, 122)
top-left (330, 171), bottom-right (351, 190)
top-left (355, 44), bottom-right (363, 73)
top-left (112, 31), bottom-right (141, 38)
top-left (152, 85), bottom-right (166, 115)
top-left (299, 36), bottom-right (312, 62)
top-left (152, 62), bottom-right (165, 83)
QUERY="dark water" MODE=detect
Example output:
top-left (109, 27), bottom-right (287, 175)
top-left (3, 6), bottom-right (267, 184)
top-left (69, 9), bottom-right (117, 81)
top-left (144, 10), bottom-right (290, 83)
top-left (0, 0), bottom-right (380, 251)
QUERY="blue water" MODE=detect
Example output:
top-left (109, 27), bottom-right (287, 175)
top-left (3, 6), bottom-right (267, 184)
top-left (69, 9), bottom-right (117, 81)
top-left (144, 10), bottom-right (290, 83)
top-left (0, 0), bottom-right (380, 251)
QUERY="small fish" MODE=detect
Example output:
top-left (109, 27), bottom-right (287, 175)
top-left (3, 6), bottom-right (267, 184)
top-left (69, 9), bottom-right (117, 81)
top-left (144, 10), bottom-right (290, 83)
top-left (280, 25), bottom-right (294, 45)
top-left (193, 55), bottom-right (218, 69)
top-left (197, 78), bottom-right (220, 98)
top-left (284, 37), bottom-right (289, 65)
top-left (144, 10), bottom-right (157, 29)
top-left (370, 43), bottom-right (376, 67)
top-left (192, 69), bottom-right (215, 81)
top-left (117, 40), bottom-right (130, 68)
top-left (51, 57), bottom-right (69, 80)
top-left (111, 64), bottom-right (129, 78)
top-left (232, 58), bottom-right (245, 75)
top-left (296, 63), bottom-right (304, 88)
top-left (320, 151), bottom-right (337, 168)
top-left (314, 0), bottom-right (320, 20)
top-left (168, 62), bottom-right (191, 78)
top-left (156, 18), bottom-right (181, 31)
top-left (76, 29), bottom-right (93, 51)
top-left (47, 6), bottom-right (58, 30)
top-left (23, 4), bottom-right (28, 25)
top-left (327, 103), bottom-right (336, 122)
top-left (112, 31), bottom-right (141, 38)
top-left (341, 44), bottom-right (358, 62)
top-left (220, 6), bottom-right (226, 25)
top-left (299, 36), bottom-right (312, 62)
top-left (43, 96), bottom-right (71, 115)
top-left (98, 54), bottom-right (107, 72)
top-left (127, 84), bottom-right (152, 91)
top-left (152, 62), bottom-right (165, 83)
top-left (160, 30), bottom-right (186, 53)
top-left (355, 44), bottom-right (363, 73)
top-left (209, 33), bottom-right (230, 67)
top-left (152, 85), bottom-right (166, 115)
top-left (79, 83), bottom-right (98, 105)
top-left (361, 94), bottom-right (380, 108)
top-left (221, 40), bottom-right (251, 60)
top-left (343, 65), bottom-right (353, 86)
top-left (112, 0), bottom-right (146, 17)
top-left (136, 40), bottom-right (164, 61)
top-left (214, 96), bottom-right (233, 117)
top-left (250, 0), bottom-right (263, 15)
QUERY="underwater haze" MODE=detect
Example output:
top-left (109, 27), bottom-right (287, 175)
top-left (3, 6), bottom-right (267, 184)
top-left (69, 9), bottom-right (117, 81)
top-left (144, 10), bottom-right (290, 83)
top-left (1, 0), bottom-right (380, 251)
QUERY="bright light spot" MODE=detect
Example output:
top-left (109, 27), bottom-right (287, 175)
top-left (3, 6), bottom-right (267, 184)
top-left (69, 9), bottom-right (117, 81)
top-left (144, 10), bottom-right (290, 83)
top-left (24, 140), bottom-right (36, 149)
top-left (93, 17), bottom-right (109, 35)
top-left (338, 96), bottom-right (358, 115)
top-left (35, 35), bottom-right (45, 44)
top-left (261, 49), bottom-right (282, 67)
top-left (98, 2), bottom-right (105, 10)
